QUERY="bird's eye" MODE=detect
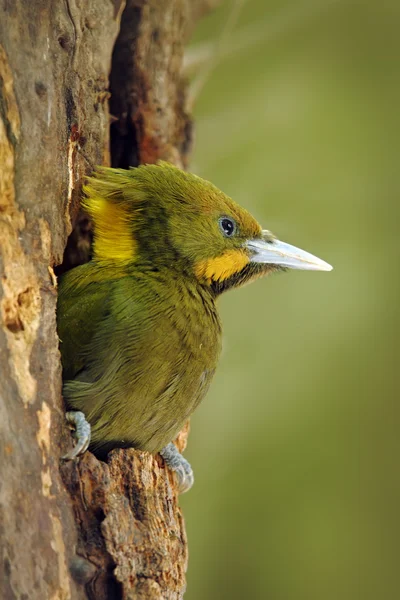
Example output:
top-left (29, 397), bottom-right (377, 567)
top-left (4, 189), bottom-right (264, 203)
top-left (219, 217), bottom-right (236, 237)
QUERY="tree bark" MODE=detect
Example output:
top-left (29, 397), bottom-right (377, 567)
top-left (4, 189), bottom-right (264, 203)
top-left (0, 1), bottom-right (218, 598)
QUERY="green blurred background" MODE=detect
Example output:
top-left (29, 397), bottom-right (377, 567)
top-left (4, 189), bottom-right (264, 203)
top-left (181, 1), bottom-right (399, 599)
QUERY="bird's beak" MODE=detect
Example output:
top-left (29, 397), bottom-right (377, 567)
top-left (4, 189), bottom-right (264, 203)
top-left (246, 233), bottom-right (333, 272)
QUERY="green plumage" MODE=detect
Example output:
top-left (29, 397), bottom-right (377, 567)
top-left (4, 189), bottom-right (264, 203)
top-left (57, 162), bottom-right (331, 460)
top-left (57, 162), bottom-right (263, 455)
top-left (58, 261), bottom-right (221, 453)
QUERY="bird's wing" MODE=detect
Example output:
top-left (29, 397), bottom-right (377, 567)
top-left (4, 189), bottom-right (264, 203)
top-left (57, 262), bottom-right (116, 380)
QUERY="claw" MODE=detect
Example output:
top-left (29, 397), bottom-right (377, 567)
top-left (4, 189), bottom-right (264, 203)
top-left (160, 442), bottom-right (194, 493)
top-left (62, 411), bottom-right (91, 460)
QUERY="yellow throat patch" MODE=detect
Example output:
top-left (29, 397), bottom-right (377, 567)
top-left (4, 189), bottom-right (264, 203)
top-left (195, 249), bottom-right (249, 285)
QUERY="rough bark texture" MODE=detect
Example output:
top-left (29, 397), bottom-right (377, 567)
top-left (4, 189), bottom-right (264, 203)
top-left (0, 1), bottom-right (217, 598)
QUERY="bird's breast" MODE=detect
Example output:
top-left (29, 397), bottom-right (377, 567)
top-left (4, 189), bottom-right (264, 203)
top-left (83, 272), bottom-right (223, 453)
top-left (136, 276), bottom-right (222, 447)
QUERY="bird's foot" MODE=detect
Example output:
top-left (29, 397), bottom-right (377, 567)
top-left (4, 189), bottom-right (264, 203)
top-left (62, 411), bottom-right (91, 460)
top-left (160, 443), bottom-right (194, 493)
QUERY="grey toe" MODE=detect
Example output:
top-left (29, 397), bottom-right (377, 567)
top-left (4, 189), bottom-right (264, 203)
top-left (62, 411), bottom-right (91, 460)
top-left (160, 442), bottom-right (194, 493)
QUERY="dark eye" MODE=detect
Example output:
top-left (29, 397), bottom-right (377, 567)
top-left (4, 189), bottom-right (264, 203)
top-left (219, 217), bottom-right (236, 237)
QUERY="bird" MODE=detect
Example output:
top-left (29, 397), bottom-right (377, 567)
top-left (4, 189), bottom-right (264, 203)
top-left (57, 162), bottom-right (332, 492)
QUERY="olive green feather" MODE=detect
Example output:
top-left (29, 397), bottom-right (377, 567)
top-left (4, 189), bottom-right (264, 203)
top-left (57, 163), bottom-right (280, 454)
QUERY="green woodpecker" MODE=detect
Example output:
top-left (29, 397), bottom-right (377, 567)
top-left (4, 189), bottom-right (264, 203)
top-left (57, 162), bottom-right (332, 491)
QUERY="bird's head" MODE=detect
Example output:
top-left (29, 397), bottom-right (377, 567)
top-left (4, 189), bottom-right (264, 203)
top-left (83, 162), bottom-right (332, 294)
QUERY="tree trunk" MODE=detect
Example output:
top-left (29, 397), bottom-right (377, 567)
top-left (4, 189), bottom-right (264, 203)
top-left (0, 2), bottom-right (217, 598)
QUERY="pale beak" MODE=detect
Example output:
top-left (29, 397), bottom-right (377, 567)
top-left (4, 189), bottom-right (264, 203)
top-left (246, 236), bottom-right (333, 272)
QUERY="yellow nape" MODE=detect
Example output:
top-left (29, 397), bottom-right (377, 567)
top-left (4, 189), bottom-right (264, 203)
top-left (82, 189), bottom-right (136, 264)
top-left (195, 249), bottom-right (249, 284)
